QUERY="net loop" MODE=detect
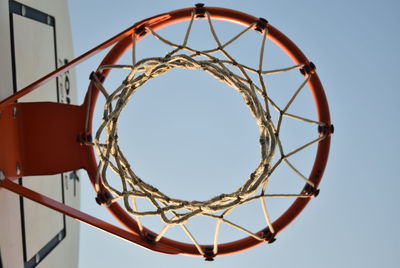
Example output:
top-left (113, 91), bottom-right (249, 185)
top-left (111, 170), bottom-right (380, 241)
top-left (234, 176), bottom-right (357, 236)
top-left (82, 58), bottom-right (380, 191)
top-left (90, 10), bottom-right (327, 241)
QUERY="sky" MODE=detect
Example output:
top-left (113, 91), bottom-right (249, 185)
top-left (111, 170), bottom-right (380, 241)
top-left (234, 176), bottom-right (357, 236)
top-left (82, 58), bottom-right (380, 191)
top-left (67, 0), bottom-right (400, 267)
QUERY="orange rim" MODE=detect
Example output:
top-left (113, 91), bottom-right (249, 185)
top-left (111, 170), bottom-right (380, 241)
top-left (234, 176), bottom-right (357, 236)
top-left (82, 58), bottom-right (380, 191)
top-left (82, 5), bottom-right (332, 257)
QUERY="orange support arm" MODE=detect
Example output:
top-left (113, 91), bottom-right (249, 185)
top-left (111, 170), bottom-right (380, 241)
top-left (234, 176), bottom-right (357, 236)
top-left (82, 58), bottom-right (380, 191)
top-left (0, 102), bottom-right (89, 180)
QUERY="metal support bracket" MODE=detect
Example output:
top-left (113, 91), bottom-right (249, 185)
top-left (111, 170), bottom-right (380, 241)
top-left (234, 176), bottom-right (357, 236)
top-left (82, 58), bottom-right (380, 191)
top-left (0, 102), bottom-right (89, 179)
top-left (0, 178), bottom-right (181, 255)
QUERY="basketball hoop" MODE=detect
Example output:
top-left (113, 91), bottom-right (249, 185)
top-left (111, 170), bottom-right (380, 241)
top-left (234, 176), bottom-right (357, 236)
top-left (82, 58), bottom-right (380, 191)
top-left (0, 4), bottom-right (333, 260)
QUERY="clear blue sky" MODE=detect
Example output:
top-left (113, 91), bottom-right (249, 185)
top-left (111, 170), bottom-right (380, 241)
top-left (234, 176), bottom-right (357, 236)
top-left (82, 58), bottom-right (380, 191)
top-left (68, 0), bottom-right (400, 267)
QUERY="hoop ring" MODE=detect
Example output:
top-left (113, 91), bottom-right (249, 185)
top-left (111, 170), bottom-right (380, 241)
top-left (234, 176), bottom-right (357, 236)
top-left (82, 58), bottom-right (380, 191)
top-left (83, 6), bottom-right (331, 257)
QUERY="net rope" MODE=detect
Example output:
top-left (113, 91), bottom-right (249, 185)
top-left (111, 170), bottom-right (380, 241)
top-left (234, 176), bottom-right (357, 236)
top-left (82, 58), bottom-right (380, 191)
top-left (90, 11), bottom-right (328, 254)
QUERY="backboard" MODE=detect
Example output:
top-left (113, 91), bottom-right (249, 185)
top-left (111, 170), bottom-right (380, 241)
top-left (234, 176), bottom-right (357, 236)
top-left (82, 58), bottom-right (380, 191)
top-left (0, 0), bottom-right (80, 267)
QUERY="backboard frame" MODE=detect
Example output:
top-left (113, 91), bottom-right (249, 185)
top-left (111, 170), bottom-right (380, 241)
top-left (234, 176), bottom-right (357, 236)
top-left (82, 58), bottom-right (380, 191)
top-left (9, 3), bottom-right (67, 266)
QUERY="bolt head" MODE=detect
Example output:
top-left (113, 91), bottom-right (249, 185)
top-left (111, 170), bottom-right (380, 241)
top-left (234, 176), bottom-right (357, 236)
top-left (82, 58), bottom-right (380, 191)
top-left (16, 163), bottom-right (21, 175)
top-left (58, 232), bottom-right (63, 241)
top-left (35, 254), bottom-right (40, 264)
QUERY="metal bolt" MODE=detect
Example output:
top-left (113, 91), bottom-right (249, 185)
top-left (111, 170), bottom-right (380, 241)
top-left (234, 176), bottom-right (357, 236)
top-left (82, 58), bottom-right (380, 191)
top-left (13, 106), bottom-right (17, 118)
top-left (16, 163), bottom-right (21, 175)
top-left (0, 170), bottom-right (5, 181)
top-left (35, 253), bottom-right (40, 264)
top-left (58, 232), bottom-right (63, 241)
top-left (21, 5), bottom-right (26, 16)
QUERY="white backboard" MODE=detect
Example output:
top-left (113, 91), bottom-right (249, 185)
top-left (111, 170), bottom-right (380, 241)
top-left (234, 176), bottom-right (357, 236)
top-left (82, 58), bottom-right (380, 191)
top-left (0, 0), bottom-right (80, 267)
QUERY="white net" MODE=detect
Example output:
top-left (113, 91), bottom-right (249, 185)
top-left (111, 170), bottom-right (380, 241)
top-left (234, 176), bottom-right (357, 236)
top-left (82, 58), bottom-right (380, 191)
top-left (89, 11), bottom-right (328, 255)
